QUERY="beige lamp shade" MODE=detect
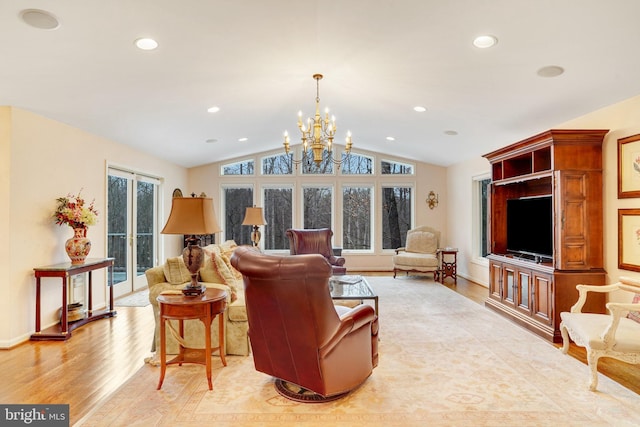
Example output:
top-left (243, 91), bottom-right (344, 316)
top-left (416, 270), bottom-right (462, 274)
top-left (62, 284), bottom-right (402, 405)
top-left (242, 206), bottom-right (267, 226)
top-left (161, 197), bottom-right (222, 235)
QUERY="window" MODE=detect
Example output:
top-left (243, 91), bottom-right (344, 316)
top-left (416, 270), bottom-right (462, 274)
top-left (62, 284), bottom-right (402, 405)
top-left (381, 160), bottom-right (414, 175)
top-left (263, 187), bottom-right (293, 250)
top-left (223, 186), bottom-right (253, 244)
top-left (303, 186), bottom-right (332, 228)
top-left (475, 176), bottom-right (491, 258)
top-left (341, 152), bottom-right (373, 174)
top-left (302, 149), bottom-right (334, 174)
top-left (343, 186), bottom-right (373, 251)
top-left (221, 159), bottom-right (254, 175)
top-left (262, 153), bottom-right (293, 175)
top-left (381, 186), bottom-right (412, 249)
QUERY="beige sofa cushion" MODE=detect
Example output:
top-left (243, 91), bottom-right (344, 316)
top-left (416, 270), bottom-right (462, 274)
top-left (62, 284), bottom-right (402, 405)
top-left (162, 256), bottom-right (191, 284)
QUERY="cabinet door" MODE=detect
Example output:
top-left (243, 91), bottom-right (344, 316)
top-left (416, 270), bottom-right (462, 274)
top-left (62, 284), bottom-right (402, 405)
top-left (532, 272), bottom-right (553, 325)
top-left (502, 265), bottom-right (516, 306)
top-left (515, 269), bottom-right (532, 314)
top-left (489, 261), bottom-right (502, 300)
top-left (555, 171), bottom-right (590, 270)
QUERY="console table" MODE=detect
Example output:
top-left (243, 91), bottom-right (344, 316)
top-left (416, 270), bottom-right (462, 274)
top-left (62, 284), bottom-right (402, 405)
top-left (31, 258), bottom-right (116, 341)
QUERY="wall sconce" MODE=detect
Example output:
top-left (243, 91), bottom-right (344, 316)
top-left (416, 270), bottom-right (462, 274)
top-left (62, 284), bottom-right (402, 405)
top-left (427, 191), bottom-right (439, 209)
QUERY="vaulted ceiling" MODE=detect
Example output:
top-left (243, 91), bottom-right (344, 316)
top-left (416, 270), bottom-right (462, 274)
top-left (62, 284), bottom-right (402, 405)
top-left (2, 1), bottom-right (640, 168)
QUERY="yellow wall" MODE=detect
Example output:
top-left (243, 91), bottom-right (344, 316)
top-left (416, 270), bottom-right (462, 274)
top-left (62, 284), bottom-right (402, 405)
top-left (0, 107), bottom-right (188, 348)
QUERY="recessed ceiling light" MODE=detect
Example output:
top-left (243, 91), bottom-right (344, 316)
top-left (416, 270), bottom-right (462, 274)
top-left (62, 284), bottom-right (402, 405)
top-left (238, 137), bottom-right (248, 142)
top-left (386, 136), bottom-right (396, 141)
top-left (134, 38), bottom-right (158, 50)
top-left (413, 106), bottom-right (427, 112)
top-left (207, 106), bottom-right (220, 113)
top-left (20, 9), bottom-right (60, 30)
top-left (205, 139), bottom-right (218, 144)
top-left (444, 130), bottom-right (458, 136)
top-left (473, 35), bottom-right (498, 49)
top-left (537, 65), bottom-right (565, 78)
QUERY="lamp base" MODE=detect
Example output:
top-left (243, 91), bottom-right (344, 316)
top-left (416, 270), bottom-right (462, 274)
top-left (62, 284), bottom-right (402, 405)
top-left (182, 284), bottom-right (206, 297)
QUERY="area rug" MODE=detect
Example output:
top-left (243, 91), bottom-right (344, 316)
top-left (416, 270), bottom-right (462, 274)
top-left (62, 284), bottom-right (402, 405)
top-left (114, 289), bottom-right (150, 307)
top-left (76, 277), bottom-right (640, 427)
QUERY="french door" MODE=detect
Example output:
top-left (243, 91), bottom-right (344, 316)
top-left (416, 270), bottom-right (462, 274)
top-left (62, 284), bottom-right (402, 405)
top-left (107, 167), bottom-right (160, 298)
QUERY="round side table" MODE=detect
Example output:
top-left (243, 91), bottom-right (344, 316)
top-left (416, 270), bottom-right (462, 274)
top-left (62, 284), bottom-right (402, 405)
top-left (156, 287), bottom-right (227, 390)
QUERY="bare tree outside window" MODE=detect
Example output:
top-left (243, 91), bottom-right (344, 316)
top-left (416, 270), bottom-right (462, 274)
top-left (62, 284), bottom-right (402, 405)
top-left (262, 154), bottom-right (293, 175)
top-left (381, 160), bottom-right (413, 175)
top-left (302, 149), bottom-right (334, 174)
top-left (264, 187), bottom-right (293, 249)
top-left (343, 186), bottom-right (372, 250)
top-left (303, 187), bottom-right (332, 228)
top-left (223, 187), bottom-right (253, 244)
top-left (382, 186), bottom-right (412, 249)
top-left (222, 160), bottom-right (254, 175)
top-left (341, 152), bottom-right (373, 174)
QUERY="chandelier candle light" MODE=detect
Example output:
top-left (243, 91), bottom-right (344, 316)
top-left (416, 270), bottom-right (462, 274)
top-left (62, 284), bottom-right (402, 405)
top-left (283, 73), bottom-right (353, 168)
top-left (161, 195), bottom-right (222, 296)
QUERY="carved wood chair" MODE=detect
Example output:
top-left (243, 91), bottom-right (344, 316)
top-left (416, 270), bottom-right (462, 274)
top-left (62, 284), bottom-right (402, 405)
top-left (392, 226), bottom-right (440, 279)
top-left (560, 276), bottom-right (640, 391)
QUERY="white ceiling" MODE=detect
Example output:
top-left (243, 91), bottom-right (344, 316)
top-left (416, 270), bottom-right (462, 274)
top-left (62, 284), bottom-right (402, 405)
top-left (2, 1), bottom-right (640, 168)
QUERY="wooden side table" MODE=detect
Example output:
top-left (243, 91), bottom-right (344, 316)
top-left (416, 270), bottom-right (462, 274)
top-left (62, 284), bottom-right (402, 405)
top-left (31, 258), bottom-right (116, 341)
top-left (437, 248), bottom-right (458, 284)
top-left (157, 288), bottom-right (227, 390)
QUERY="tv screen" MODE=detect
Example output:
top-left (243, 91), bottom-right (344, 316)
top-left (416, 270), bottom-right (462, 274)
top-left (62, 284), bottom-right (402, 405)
top-left (506, 196), bottom-right (553, 258)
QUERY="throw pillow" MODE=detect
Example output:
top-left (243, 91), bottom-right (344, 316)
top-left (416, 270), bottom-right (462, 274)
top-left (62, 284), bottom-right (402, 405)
top-left (163, 257), bottom-right (191, 285)
top-left (627, 293), bottom-right (640, 323)
top-left (212, 252), bottom-right (239, 300)
top-left (199, 247), bottom-right (226, 284)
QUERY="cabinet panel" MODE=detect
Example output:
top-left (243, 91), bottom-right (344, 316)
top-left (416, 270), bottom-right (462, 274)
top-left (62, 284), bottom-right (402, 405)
top-left (503, 266), bottom-right (516, 305)
top-left (556, 171), bottom-right (589, 270)
top-left (516, 269), bottom-right (532, 314)
top-left (489, 261), bottom-right (502, 300)
top-left (532, 272), bottom-right (553, 325)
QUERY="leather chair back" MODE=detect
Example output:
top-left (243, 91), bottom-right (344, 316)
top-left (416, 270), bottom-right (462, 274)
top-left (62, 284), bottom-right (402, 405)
top-left (230, 246), bottom-right (377, 397)
top-left (286, 228), bottom-right (347, 275)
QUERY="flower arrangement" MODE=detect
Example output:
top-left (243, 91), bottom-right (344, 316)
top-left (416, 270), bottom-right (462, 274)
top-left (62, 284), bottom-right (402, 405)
top-left (54, 190), bottom-right (98, 229)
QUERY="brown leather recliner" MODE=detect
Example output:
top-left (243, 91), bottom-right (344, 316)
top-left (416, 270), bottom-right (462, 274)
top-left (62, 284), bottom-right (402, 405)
top-left (230, 246), bottom-right (378, 400)
top-left (286, 228), bottom-right (347, 275)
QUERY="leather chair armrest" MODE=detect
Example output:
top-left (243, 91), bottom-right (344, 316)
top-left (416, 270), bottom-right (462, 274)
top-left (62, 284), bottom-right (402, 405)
top-left (328, 255), bottom-right (346, 266)
top-left (320, 304), bottom-right (376, 357)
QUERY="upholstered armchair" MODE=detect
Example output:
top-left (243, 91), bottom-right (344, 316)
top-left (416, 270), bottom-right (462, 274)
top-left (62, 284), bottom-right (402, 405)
top-left (230, 246), bottom-right (378, 401)
top-left (286, 228), bottom-right (346, 275)
top-left (560, 276), bottom-right (640, 391)
top-left (392, 225), bottom-right (440, 279)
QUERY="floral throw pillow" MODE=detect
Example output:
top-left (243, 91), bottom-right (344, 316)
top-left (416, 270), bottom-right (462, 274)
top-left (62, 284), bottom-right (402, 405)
top-left (627, 293), bottom-right (640, 323)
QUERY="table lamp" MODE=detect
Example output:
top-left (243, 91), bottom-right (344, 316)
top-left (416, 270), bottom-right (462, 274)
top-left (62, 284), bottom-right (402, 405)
top-left (161, 196), bottom-right (222, 296)
top-left (242, 206), bottom-right (267, 247)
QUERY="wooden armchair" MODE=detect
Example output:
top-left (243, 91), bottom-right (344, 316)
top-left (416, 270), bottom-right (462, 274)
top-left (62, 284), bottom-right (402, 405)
top-left (560, 276), bottom-right (640, 391)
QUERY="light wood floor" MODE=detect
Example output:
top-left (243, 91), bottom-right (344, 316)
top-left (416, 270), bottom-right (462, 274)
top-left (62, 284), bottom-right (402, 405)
top-left (1, 275), bottom-right (638, 425)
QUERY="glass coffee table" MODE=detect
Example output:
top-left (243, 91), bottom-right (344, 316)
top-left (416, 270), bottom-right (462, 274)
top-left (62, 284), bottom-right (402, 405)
top-left (329, 275), bottom-right (378, 315)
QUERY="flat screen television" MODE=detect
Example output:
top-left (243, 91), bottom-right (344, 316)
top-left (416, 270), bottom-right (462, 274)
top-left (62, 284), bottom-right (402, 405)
top-left (506, 196), bottom-right (553, 259)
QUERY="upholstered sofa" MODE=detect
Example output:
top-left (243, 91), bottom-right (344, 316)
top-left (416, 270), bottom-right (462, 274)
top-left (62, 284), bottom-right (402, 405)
top-left (145, 241), bottom-right (250, 359)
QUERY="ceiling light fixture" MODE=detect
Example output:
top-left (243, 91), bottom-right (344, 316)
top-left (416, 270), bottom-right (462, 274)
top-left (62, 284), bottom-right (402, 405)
top-left (413, 106), bottom-right (427, 112)
top-left (283, 74), bottom-right (352, 169)
top-left (207, 106), bottom-right (220, 113)
top-left (20, 9), bottom-right (60, 30)
top-left (205, 139), bottom-right (218, 144)
top-left (238, 137), bottom-right (248, 142)
top-left (386, 136), bottom-right (396, 141)
top-left (473, 35), bottom-right (498, 48)
top-left (444, 130), bottom-right (458, 136)
top-left (537, 65), bottom-right (565, 78)
top-left (135, 38), bottom-right (158, 50)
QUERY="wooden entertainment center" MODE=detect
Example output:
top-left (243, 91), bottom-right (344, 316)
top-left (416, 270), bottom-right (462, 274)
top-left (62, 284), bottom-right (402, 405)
top-left (483, 129), bottom-right (608, 342)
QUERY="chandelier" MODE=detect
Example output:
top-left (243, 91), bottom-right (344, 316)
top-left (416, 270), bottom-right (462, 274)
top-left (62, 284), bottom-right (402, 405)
top-left (283, 73), bottom-right (353, 168)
